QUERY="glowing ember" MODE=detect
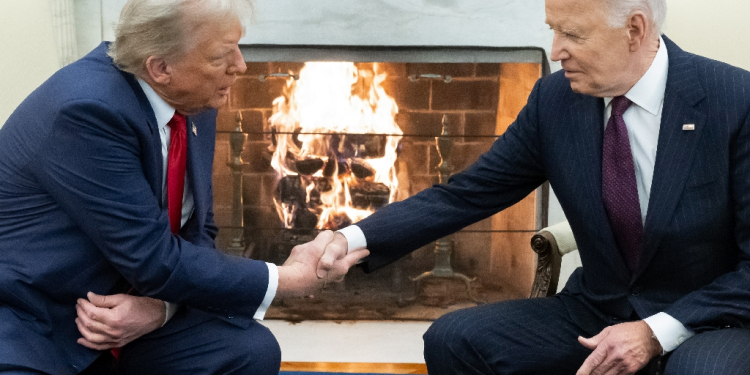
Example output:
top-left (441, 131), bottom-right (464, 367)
top-left (269, 62), bottom-right (404, 230)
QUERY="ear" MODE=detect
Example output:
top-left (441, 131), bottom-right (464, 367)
top-left (626, 11), bottom-right (650, 52)
top-left (144, 56), bottom-right (173, 85)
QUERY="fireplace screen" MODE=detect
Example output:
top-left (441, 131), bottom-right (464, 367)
top-left (212, 46), bottom-right (549, 320)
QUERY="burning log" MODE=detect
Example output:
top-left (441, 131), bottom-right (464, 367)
top-left (294, 208), bottom-right (319, 229)
top-left (350, 181), bottom-right (390, 210)
top-left (321, 212), bottom-right (353, 231)
top-left (350, 158), bottom-right (375, 180)
top-left (277, 175), bottom-right (306, 205)
top-left (323, 157), bottom-right (337, 177)
top-left (295, 158), bottom-right (325, 175)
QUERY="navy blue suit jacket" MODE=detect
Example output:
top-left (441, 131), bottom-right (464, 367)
top-left (0, 43), bottom-right (269, 373)
top-left (358, 36), bottom-right (750, 332)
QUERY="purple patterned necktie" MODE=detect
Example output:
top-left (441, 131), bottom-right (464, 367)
top-left (602, 96), bottom-right (643, 272)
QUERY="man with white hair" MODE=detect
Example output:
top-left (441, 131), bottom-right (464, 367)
top-left (317, 0), bottom-right (750, 373)
top-left (0, 0), bottom-right (367, 374)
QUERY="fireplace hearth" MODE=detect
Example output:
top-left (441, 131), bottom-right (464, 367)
top-left (211, 45), bottom-right (549, 320)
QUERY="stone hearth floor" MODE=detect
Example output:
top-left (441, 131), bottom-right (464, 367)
top-left (266, 265), bottom-right (517, 322)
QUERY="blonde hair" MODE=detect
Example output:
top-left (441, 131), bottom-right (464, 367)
top-left (604, 0), bottom-right (666, 37)
top-left (108, 0), bottom-right (253, 77)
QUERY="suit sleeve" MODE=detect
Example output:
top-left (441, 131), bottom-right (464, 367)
top-left (357, 79), bottom-right (548, 271)
top-left (200, 183), bottom-right (219, 248)
top-left (32, 99), bottom-right (267, 318)
top-left (664, 109), bottom-right (750, 332)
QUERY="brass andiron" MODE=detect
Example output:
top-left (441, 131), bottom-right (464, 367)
top-left (227, 112), bottom-right (250, 256)
top-left (409, 115), bottom-right (484, 304)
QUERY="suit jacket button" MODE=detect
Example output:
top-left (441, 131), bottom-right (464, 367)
top-left (69, 365), bottom-right (79, 373)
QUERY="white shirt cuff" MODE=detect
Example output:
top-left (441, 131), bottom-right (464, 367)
top-left (643, 312), bottom-right (695, 353)
top-left (253, 262), bottom-right (278, 320)
top-left (337, 225), bottom-right (367, 253)
top-left (162, 301), bottom-right (179, 326)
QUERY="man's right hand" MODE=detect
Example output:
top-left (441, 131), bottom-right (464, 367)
top-left (277, 230), bottom-right (368, 298)
top-left (317, 231), bottom-right (351, 279)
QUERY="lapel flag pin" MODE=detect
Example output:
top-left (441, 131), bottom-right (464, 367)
top-left (192, 122), bottom-right (198, 136)
top-left (682, 124), bottom-right (695, 131)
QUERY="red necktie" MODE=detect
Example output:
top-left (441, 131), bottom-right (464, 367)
top-left (166, 113), bottom-right (187, 235)
top-left (602, 96), bottom-right (643, 271)
top-left (110, 113), bottom-right (187, 361)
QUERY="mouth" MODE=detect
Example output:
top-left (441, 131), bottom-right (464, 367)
top-left (218, 87), bottom-right (231, 96)
top-left (563, 70), bottom-right (580, 79)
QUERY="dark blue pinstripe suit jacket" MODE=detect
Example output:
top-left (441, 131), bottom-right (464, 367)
top-left (357, 36), bottom-right (750, 332)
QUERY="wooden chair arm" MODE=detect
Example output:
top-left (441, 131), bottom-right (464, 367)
top-left (529, 230), bottom-right (563, 298)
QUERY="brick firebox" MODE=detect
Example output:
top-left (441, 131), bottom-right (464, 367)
top-left (211, 59), bottom-right (545, 307)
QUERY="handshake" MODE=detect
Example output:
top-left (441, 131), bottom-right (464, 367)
top-left (276, 230), bottom-right (370, 298)
top-left (75, 230), bottom-right (367, 351)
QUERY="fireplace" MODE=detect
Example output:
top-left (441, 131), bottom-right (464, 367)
top-left (211, 45), bottom-right (549, 319)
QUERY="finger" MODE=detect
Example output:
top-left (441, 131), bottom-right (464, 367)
top-left (77, 337), bottom-right (117, 351)
top-left (76, 303), bottom-right (114, 337)
top-left (576, 351), bottom-right (603, 375)
top-left (340, 249), bottom-right (369, 269)
top-left (75, 317), bottom-right (116, 346)
top-left (78, 297), bottom-right (119, 326)
top-left (310, 230), bottom-right (335, 257)
top-left (317, 232), bottom-right (348, 278)
top-left (576, 344), bottom-right (608, 375)
top-left (578, 336), bottom-right (598, 350)
top-left (328, 250), bottom-right (370, 282)
top-left (77, 297), bottom-right (102, 321)
top-left (578, 330), bottom-right (605, 350)
top-left (87, 291), bottom-right (123, 308)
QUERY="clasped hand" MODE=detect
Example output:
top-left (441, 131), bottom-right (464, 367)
top-left (75, 291), bottom-right (165, 350)
top-left (277, 230), bottom-right (369, 297)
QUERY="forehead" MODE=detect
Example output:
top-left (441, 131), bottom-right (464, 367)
top-left (191, 18), bottom-right (243, 48)
top-left (545, 0), bottom-right (606, 30)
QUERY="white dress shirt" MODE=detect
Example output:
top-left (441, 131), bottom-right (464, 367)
top-left (137, 79), bottom-right (277, 322)
top-left (339, 37), bottom-right (693, 352)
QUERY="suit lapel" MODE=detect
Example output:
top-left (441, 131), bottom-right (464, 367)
top-left (634, 37), bottom-right (707, 280)
top-left (568, 95), bottom-right (633, 281)
top-left (185, 117), bottom-right (205, 222)
top-left (123, 71), bottom-right (164, 206)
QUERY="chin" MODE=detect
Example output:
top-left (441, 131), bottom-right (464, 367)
top-left (208, 96), bottom-right (229, 110)
top-left (568, 81), bottom-right (597, 96)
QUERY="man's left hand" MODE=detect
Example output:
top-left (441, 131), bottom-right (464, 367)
top-left (75, 291), bottom-right (166, 350)
top-left (576, 320), bottom-right (662, 375)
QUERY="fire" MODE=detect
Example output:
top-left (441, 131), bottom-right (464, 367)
top-left (269, 62), bottom-right (404, 230)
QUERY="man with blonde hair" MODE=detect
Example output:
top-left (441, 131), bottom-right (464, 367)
top-left (0, 0), bottom-right (367, 374)
top-left (318, 0), bottom-right (750, 373)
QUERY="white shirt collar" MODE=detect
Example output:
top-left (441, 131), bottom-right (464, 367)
top-left (604, 36), bottom-right (669, 116)
top-left (137, 78), bottom-right (176, 131)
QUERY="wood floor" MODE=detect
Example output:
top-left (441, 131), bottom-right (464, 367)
top-left (280, 362), bottom-right (428, 374)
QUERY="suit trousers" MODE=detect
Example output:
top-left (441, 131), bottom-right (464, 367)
top-left (115, 306), bottom-right (280, 375)
top-left (0, 366), bottom-right (45, 375)
top-left (423, 296), bottom-right (750, 375)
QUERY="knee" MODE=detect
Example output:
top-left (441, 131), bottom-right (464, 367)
top-left (423, 309), bottom-right (476, 357)
top-left (228, 322), bottom-right (281, 374)
top-left (220, 322), bottom-right (281, 375)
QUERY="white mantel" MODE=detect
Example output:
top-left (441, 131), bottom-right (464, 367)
top-left (94, 0), bottom-right (557, 69)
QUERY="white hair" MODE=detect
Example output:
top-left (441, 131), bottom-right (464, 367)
top-left (604, 0), bottom-right (666, 36)
top-left (108, 0), bottom-right (253, 77)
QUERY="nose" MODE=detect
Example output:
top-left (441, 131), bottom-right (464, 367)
top-left (550, 32), bottom-right (569, 62)
top-left (227, 46), bottom-right (247, 75)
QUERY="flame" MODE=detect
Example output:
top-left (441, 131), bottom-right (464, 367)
top-left (269, 62), bottom-right (404, 230)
